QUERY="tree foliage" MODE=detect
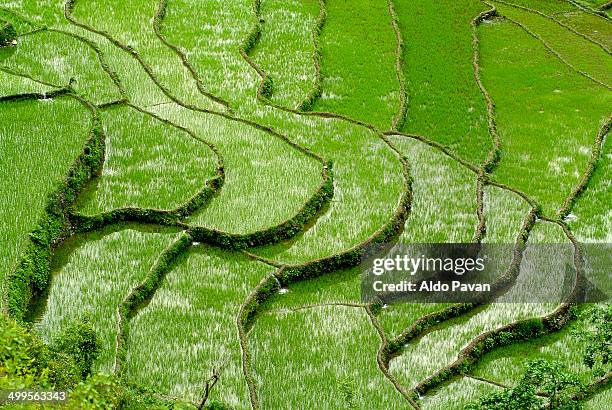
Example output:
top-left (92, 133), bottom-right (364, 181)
top-left (466, 359), bottom-right (583, 409)
top-left (573, 304), bottom-right (611, 377)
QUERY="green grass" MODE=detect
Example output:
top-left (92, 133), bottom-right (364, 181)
top-left (0, 97), bottom-right (91, 308)
top-left (479, 18), bottom-right (611, 216)
top-left (1, 30), bottom-right (121, 104)
top-left (492, 1), bottom-right (612, 86)
top-left (568, 135), bottom-right (611, 242)
top-left (0, 68), bottom-right (53, 96)
top-left (393, 0), bottom-right (492, 165)
top-left (71, 0), bottom-right (224, 110)
top-left (312, 0), bottom-right (400, 129)
top-left (126, 245), bottom-right (273, 406)
top-left (388, 221), bottom-right (569, 390)
top-left (392, 136), bottom-right (478, 243)
top-left (420, 376), bottom-right (501, 410)
top-left (557, 10), bottom-right (612, 49)
top-left (483, 185), bottom-right (532, 243)
top-left (75, 105), bottom-right (219, 215)
top-left (34, 225), bottom-right (180, 374)
top-left (252, 0), bottom-right (320, 108)
top-left (148, 103), bottom-right (324, 234)
top-left (470, 306), bottom-right (600, 387)
top-left (250, 305), bottom-right (407, 409)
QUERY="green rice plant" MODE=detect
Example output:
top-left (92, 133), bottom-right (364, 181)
top-left (125, 245), bottom-right (274, 406)
top-left (250, 305), bottom-right (407, 408)
top-left (154, 0), bottom-right (261, 108)
top-left (69, 0), bottom-right (224, 110)
top-left (0, 97), bottom-right (91, 307)
top-left (148, 103), bottom-right (324, 234)
top-left (483, 186), bottom-right (532, 243)
top-left (585, 388), bottom-right (611, 409)
top-left (388, 221), bottom-right (569, 391)
top-left (4, 1), bottom-right (608, 405)
top-left (568, 136), bottom-right (611, 242)
top-left (392, 0), bottom-right (493, 165)
top-left (392, 136), bottom-right (479, 243)
top-left (470, 306), bottom-right (602, 387)
top-left (0, 69), bottom-right (54, 96)
top-left (556, 10), bottom-right (612, 49)
top-left (34, 226), bottom-right (180, 374)
top-left (495, 0), bottom-right (576, 14)
top-left (62, 0), bottom-right (405, 268)
top-left (374, 135), bottom-right (478, 337)
top-left (0, 30), bottom-right (121, 104)
top-left (312, 0), bottom-right (400, 129)
top-left (479, 19), bottom-right (611, 216)
top-left (258, 266), bottom-right (363, 312)
top-left (250, 119), bottom-right (404, 263)
top-left (377, 303), bottom-right (455, 341)
top-left (582, 0), bottom-right (612, 7)
top-left (147, 0), bottom-right (407, 262)
top-left (250, 0), bottom-right (320, 108)
top-left (389, 302), bottom-right (561, 392)
top-left (1, 1), bottom-right (175, 107)
top-left (75, 105), bottom-right (219, 215)
top-left (420, 376), bottom-right (501, 410)
top-left (492, 1), bottom-right (612, 86)
top-left (0, 9), bottom-right (34, 35)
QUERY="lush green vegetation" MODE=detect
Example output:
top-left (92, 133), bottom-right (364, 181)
top-left (491, 1), bottom-right (611, 86)
top-left (479, 17), bottom-right (610, 215)
top-left (312, 0), bottom-right (400, 129)
top-left (392, 0), bottom-right (492, 165)
top-left (126, 245), bottom-right (273, 405)
top-left (76, 105), bottom-right (219, 215)
top-left (250, 305), bottom-right (407, 408)
top-left (569, 135), bottom-right (611, 242)
top-left (1, 0), bottom-right (610, 408)
top-left (0, 97), bottom-right (91, 302)
top-left (148, 103), bottom-right (325, 234)
top-left (251, 0), bottom-right (320, 108)
top-left (471, 306), bottom-right (600, 387)
top-left (35, 226), bottom-right (180, 374)
top-left (1, 29), bottom-right (121, 104)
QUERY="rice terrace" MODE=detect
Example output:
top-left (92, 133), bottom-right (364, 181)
top-left (0, 0), bottom-right (611, 408)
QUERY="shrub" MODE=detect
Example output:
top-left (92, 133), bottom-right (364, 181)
top-left (67, 374), bottom-right (123, 409)
top-left (0, 314), bottom-right (51, 390)
top-left (573, 304), bottom-right (611, 377)
top-left (466, 359), bottom-right (583, 409)
top-left (50, 319), bottom-right (102, 379)
top-left (0, 21), bottom-right (16, 46)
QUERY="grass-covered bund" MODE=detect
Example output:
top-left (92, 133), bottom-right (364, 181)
top-left (0, 0), bottom-right (610, 409)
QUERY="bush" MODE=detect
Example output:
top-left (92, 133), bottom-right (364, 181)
top-left (466, 359), bottom-right (583, 409)
top-left (67, 374), bottom-right (123, 409)
top-left (0, 21), bottom-right (17, 46)
top-left (50, 318), bottom-right (102, 379)
top-left (0, 314), bottom-right (52, 390)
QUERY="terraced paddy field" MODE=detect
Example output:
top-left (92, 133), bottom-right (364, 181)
top-left (0, 1), bottom-right (610, 409)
